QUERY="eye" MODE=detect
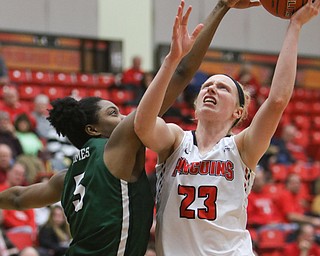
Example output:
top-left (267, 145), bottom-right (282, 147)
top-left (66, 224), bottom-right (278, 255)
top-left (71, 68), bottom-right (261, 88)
top-left (107, 108), bottom-right (118, 116)
top-left (217, 83), bottom-right (229, 91)
top-left (201, 83), bottom-right (211, 90)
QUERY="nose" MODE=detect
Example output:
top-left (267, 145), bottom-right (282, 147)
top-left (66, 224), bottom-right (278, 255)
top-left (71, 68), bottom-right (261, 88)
top-left (120, 114), bottom-right (126, 120)
top-left (207, 84), bottom-right (217, 94)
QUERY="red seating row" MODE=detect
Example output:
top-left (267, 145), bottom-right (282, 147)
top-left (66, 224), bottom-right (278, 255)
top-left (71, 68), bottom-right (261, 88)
top-left (259, 86), bottom-right (320, 103)
top-left (270, 162), bottom-right (320, 183)
top-left (8, 69), bottom-right (116, 88)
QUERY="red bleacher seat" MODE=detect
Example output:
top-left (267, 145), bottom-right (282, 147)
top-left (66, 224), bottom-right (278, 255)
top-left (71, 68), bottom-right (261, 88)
top-left (291, 162), bottom-right (320, 183)
top-left (87, 88), bottom-right (110, 99)
top-left (291, 101), bottom-right (310, 116)
top-left (30, 70), bottom-right (52, 84)
top-left (76, 73), bottom-right (97, 86)
top-left (18, 84), bottom-right (42, 100)
top-left (8, 69), bottom-right (30, 83)
top-left (52, 72), bottom-right (75, 85)
top-left (292, 129), bottom-right (309, 152)
top-left (269, 163), bottom-right (291, 183)
top-left (121, 105), bottom-right (137, 115)
top-left (68, 88), bottom-right (88, 99)
top-left (310, 102), bottom-right (320, 116)
top-left (97, 74), bottom-right (115, 88)
top-left (292, 115), bottom-right (310, 131)
top-left (42, 86), bottom-right (66, 100)
top-left (110, 90), bottom-right (135, 105)
top-left (307, 131), bottom-right (320, 161)
top-left (257, 228), bottom-right (285, 251)
top-left (312, 116), bottom-right (320, 130)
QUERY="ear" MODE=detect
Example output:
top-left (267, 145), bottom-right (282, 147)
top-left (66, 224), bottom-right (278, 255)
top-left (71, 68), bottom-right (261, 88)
top-left (85, 124), bottom-right (101, 136)
top-left (233, 107), bottom-right (243, 120)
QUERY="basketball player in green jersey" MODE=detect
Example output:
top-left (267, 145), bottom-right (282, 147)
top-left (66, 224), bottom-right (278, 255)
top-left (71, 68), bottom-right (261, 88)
top-left (0, 0), bottom-right (260, 255)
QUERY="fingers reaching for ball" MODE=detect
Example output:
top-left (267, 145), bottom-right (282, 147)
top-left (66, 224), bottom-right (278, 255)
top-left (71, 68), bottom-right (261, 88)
top-left (291, 0), bottom-right (320, 25)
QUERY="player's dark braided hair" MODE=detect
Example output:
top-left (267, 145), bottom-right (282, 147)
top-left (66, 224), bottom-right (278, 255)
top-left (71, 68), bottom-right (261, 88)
top-left (47, 96), bottom-right (102, 149)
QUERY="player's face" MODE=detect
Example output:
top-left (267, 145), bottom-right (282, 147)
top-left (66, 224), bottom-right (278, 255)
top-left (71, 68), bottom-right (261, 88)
top-left (195, 74), bottom-right (239, 121)
top-left (95, 100), bottom-right (125, 138)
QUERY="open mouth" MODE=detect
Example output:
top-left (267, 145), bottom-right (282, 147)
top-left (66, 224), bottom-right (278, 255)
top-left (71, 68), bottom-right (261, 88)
top-left (203, 96), bottom-right (217, 105)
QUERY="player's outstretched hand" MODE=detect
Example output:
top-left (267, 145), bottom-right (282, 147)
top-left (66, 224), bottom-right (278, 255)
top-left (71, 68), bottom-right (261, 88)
top-left (291, 0), bottom-right (320, 27)
top-left (168, 0), bottom-right (204, 61)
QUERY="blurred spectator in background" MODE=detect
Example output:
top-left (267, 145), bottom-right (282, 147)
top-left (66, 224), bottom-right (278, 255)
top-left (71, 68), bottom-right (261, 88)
top-left (30, 94), bottom-right (77, 172)
top-left (122, 55), bottom-right (144, 86)
top-left (13, 113), bottom-right (45, 184)
top-left (283, 223), bottom-right (320, 256)
top-left (0, 45), bottom-right (9, 84)
top-left (19, 246), bottom-right (39, 256)
top-left (247, 166), bottom-right (282, 228)
top-left (269, 124), bottom-right (301, 165)
top-left (0, 85), bottom-right (29, 123)
top-left (131, 71), bottom-right (155, 105)
top-left (0, 222), bottom-right (19, 256)
top-left (0, 144), bottom-right (13, 184)
top-left (45, 129), bottom-right (78, 171)
top-left (0, 111), bottom-right (23, 159)
top-left (311, 176), bottom-right (320, 218)
top-left (276, 173), bottom-right (320, 227)
top-left (38, 205), bottom-right (71, 256)
top-left (0, 163), bottom-right (37, 237)
top-left (31, 94), bottom-right (51, 142)
top-left (14, 114), bottom-right (43, 157)
top-left (234, 62), bottom-right (260, 98)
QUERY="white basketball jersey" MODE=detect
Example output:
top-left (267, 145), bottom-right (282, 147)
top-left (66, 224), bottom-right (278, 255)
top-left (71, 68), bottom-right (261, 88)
top-left (155, 131), bottom-right (255, 256)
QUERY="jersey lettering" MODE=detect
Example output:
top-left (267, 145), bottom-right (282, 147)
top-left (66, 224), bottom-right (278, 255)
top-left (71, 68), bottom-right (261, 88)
top-left (172, 158), bottom-right (234, 181)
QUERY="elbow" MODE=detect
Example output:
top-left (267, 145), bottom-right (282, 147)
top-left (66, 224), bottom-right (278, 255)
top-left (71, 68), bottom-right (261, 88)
top-left (268, 96), bottom-right (290, 111)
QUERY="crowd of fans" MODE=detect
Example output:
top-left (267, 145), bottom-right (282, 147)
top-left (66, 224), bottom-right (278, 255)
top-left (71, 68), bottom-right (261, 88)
top-left (0, 52), bottom-right (320, 255)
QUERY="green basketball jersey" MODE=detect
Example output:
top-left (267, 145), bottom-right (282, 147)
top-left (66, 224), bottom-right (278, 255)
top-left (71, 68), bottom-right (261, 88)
top-left (61, 138), bottom-right (154, 256)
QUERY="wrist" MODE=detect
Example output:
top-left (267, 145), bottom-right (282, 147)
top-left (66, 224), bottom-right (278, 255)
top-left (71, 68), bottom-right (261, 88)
top-left (217, 0), bottom-right (231, 11)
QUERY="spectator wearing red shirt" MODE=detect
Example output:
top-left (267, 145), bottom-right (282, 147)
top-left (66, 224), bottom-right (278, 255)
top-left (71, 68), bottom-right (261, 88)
top-left (247, 166), bottom-right (282, 228)
top-left (0, 162), bottom-right (36, 235)
top-left (276, 173), bottom-right (320, 227)
top-left (121, 56), bottom-right (144, 86)
top-left (283, 223), bottom-right (320, 256)
top-left (0, 85), bottom-right (30, 123)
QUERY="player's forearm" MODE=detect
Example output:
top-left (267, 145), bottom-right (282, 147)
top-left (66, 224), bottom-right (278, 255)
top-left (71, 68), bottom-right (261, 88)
top-left (268, 23), bottom-right (300, 107)
top-left (176, 1), bottom-right (229, 75)
top-left (0, 186), bottom-right (25, 210)
top-left (160, 1), bottom-right (230, 116)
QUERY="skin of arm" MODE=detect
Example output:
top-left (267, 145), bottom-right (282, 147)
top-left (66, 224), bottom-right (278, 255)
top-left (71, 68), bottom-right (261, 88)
top-left (0, 170), bottom-right (66, 210)
top-left (236, 0), bottom-right (320, 170)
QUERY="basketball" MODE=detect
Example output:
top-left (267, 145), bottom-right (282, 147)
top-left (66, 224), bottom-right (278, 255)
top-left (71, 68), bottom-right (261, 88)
top-left (260, 0), bottom-right (307, 19)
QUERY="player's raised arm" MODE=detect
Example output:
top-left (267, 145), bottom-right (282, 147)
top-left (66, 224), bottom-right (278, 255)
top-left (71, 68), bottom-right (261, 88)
top-left (237, 0), bottom-right (320, 170)
top-left (135, 1), bottom-right (202, 152)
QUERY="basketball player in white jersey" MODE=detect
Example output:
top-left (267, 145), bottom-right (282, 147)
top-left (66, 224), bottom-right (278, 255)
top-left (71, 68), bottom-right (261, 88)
top-left (134, 0), bottom-right (320, 255)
